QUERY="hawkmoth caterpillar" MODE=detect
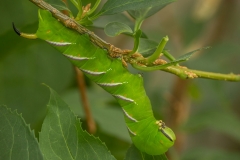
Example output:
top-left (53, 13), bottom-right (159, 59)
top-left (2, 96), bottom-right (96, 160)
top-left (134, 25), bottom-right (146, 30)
top-left (13, 9), bottom-right (176, 155)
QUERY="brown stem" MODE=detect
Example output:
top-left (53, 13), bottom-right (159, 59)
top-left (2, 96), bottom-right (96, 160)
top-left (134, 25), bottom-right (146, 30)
top-left (167, 79), bottom-right (191, 153)
top-left (75, 67), bottom-right (96, 134)
top-left (29, 0), bottom-right (128, 56)
top-left (59, 0), bottom-right (96, 134)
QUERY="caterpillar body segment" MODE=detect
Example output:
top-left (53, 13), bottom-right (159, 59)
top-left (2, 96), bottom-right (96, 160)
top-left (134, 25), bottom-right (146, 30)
top-left (14, 10), bottom-right (175, 155)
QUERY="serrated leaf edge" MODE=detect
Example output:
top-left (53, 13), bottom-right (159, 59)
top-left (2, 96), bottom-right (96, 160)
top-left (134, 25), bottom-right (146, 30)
top-left (75, 116), bottom-right (115, 158)
top-left (0, 105), bottom-right (43, 158)
top-left (1, 105), bottom-right (40, 142)
top-left (40, 87), bottom-right (115, 159)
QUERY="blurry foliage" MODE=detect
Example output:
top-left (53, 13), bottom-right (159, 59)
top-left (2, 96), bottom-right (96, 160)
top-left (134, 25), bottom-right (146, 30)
top-left (0, 0), bottom-right (240, 159)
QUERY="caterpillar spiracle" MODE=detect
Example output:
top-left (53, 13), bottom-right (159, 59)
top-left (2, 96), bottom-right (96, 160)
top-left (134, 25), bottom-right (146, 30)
top-left (13, 9), bottom-right (176, 155)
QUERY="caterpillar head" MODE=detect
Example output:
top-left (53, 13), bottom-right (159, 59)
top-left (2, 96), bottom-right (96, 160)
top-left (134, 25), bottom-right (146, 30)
top-left (131, 119), bottom-right (176, 155)
top-left (157, 120), bottom-right (176, 142)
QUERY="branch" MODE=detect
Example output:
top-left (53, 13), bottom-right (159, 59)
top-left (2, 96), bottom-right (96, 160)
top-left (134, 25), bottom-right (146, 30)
top-left (162, 66), bottom-right (240, 81)
top-left (28, 0), bottom-right (240, 82)
top-left (29, 0), bottom-right (127, 55)
top-left (75, 67), bottom-right (96, 134)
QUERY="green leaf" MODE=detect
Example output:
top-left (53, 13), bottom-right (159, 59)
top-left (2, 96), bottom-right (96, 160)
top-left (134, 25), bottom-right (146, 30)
top-left (69, 0), bottom-right (82, 10)
top-left (104, 22), bottom-right (133, 37)
top-left (159, 46), bottom-right (211, 67)
top-left (93, 14), bottom-right (134, 29)
top-left (80, 16), bottom-right (93, 26)
top-left (93, 14), bottom-right (148, 38)
top-left (0, 39), bottom-right (74, 130)
top-left (62, 88), bottom-right (131, 143)
top-left (98, 0), bottom-right (176, 16)
top-left (128, 0), bottom-right (176, 20)
top-left (177, 46), bottom-right (210, 62)
top-left (0, 105), bottom-right (43, 160)
top-left (125, 145), bottom-right (168, 160)
top-left (45, 0), bottom-right (68, 9)
top-left (133, 47), bottom-right (209, 71)
top-left (39, 87), bottom-right (116, 160)
top-left (51, 4), bottom-right (72, 12)
top-left (138, 38), bottom-right (158, 56)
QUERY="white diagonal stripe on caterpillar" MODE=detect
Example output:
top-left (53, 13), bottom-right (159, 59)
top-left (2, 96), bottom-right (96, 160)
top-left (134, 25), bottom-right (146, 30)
top-left (97, 82), bottom-right (123, 87)
top-left (64, 54), bottom-right (90, 61)
top-left (45, 40), bottom-right (74, 46)
top-left (122, 108), bottom-right (138, 122)
top-left (127, 127), bottom-right (136, 136)
top-left (113, 95), bottom-right (135, 103)
top-left (81, 69), bottom-right (106, 75)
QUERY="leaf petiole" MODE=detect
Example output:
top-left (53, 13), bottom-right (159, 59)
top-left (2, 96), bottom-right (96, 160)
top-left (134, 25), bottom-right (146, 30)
top-left (162, 50), bottom-right (179, 66)
top-left (87, 0), bottom-right (101, 16)
top-left (146, 36), bottom-right (169, 64)
top-left (129, 29), bottom-right (142, 55)
top-left (75, 0), bottom-right (83, 21)
top-left (134, 18), bottom-right (144, 32)
top-left (162, 50), bottom-right (176, 61)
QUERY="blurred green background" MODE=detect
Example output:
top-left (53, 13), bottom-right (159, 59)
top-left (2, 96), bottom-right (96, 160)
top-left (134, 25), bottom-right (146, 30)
top-left (1, 0), bottom-right (240, 159)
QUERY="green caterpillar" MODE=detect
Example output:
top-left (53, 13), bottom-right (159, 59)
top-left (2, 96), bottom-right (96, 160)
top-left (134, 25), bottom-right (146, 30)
top-left (13, 9), bottom-right (175, 155)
